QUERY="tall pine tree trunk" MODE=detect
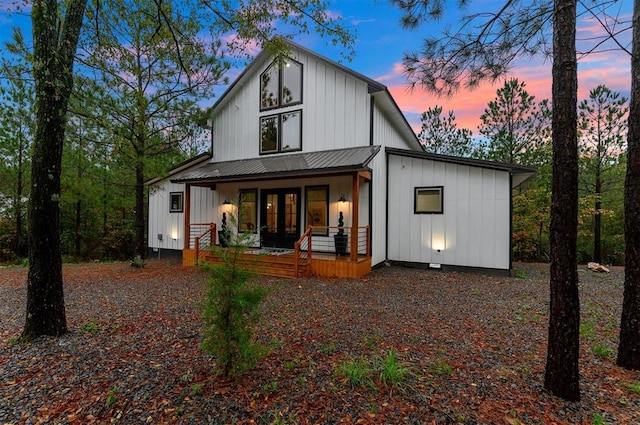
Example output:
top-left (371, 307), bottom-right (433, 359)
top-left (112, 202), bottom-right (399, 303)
top-left (21, 0), bottom-right (87, 341)
top-left (594, 174), bottom-right (602, 263)
top-left (15, 131), bottom-right (24, 257)
top-left (135, 157), bottom-right (146, 259)
top-left (617, 0), bottom-right (640, 370)
top-left (544, 0), bottom-right (580, 401)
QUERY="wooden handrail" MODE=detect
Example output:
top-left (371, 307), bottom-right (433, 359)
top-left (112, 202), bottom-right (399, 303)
top-left (294, 227), bottom-right (313, 277)
top-left (194, 223), bottom-right (215, 265)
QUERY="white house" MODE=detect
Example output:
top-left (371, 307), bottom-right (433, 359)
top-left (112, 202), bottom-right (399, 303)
top-left (147, 40), bottom-right (534, 278)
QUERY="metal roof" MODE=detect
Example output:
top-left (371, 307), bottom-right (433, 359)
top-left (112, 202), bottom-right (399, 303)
top-left (171, 146), bottom-right (381, 185)
top-left (385, 147), bottom-right (537, 188)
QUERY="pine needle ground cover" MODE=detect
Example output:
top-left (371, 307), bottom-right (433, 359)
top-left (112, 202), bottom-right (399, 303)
top-left (1, 261), bottom-right (638, 424)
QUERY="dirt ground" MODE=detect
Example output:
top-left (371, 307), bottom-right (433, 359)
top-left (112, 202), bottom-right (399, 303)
top-left (1, 260), bottom-right (638, 424)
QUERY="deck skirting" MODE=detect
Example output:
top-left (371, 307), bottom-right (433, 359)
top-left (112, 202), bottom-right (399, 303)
top-left (182, 249), bottom-right (371, 278)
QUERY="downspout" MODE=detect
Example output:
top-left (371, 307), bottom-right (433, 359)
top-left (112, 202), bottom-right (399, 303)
top-left (207, 118), bottom-right (214, 160)
top-left (385, 150), bottom-right (390, 261)
top-left (369, 95), bottom-right (375, 258)
top-left (369, 96), bottom-right (375, 146)
top-left (509, 174), bottom-right (514, 274)
top-left (368, 173), bottom-right (373, 259)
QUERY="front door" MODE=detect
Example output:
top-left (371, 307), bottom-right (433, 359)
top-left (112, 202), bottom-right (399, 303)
top-left (260, 188), bottom-right (301, 249)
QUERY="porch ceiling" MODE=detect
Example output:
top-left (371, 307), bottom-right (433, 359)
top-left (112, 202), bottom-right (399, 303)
top-left (171, 145), bottom-right (381, 186)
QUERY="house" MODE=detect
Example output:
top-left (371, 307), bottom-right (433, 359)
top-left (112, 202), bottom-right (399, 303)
top-left (147, 40), bottom-right (535, 278)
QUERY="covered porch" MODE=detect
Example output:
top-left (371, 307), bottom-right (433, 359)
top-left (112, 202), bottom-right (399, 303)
top-left (182, 224), bottom-right (372, 278)
top-left (172, 147), bottom-right (380, 278)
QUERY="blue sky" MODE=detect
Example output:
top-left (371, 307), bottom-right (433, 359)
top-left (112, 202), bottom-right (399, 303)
top-left (0, 0), bottom-right (633, 132)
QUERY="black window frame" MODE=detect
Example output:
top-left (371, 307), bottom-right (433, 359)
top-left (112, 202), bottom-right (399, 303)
top-left (169, 191), bottom-right (184, 213)
top-left (414, 186), bottom-right (444, 214)
top-left (238, 189), bottom-right (258, 234)
top-left (259, 57), bottom-right (303, 112)
top-left (259, 109), bottom-right (303, 155)
top-left (305, 185), bottom-right (329, 236)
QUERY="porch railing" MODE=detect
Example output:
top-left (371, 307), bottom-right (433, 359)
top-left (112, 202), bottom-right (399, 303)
top-left (192, 223), bottom-right (215, 264)
top-left (301, 225), bottom-right (370, 256)
top-left (294, 227), bottom-right (312, 277)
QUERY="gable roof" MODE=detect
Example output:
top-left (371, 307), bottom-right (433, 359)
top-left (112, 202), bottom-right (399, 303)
top-left (386, 147), bottom-right (536, 188)
top-left (171, 146), bottom-right (381, 186)
top-left (210, 40), bottom-right (422, 152)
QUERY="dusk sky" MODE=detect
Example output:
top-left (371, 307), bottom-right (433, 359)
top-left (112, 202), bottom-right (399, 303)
top-left (0, 1), bottom-right (633, 134)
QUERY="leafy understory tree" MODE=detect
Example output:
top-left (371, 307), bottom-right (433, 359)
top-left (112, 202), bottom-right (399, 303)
top-left (201, 211), bottom-right (269, 378)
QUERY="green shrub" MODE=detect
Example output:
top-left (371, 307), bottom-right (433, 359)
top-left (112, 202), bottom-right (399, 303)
top-left (337, 357), bottom-right (373, 388)
top-left (200, 210), bottom-right (269, 378)
top-left (105, 385), bottom-right (118, 409)
top-left (592, 344), bottom-right (614, 359)
top-left (377, 350), bottom-right (410, 388)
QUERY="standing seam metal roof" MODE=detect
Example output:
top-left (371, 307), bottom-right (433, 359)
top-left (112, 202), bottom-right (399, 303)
top-left (171, 146), bottom-right (381, 184)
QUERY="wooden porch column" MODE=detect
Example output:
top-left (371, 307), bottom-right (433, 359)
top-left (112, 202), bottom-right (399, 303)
top-left (183, 183), bottom-right (191, 250)
top-left (350, 172), bottom-right (359, 262)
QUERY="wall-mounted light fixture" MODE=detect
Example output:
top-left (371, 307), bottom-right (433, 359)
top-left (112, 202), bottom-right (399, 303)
top-left (433, 240), bottom-right (445, 253)
top-left (338, 194), bottom-right (347, 203)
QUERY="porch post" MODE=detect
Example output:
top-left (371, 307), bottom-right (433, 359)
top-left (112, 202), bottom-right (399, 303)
top-left (184, 183), bottom-right (191, 250)
top-left (350, 172), bottom-right (359, 262)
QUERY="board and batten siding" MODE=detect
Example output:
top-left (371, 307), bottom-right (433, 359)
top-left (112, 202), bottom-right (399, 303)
top-left (211, 50), bottom-right (371, 162)
top-left (368, 100), bottom-right (421, 266)
top-left (148, 181), bottom-right (214, 251)
top-left (386, 154), bottom-right (511, 270)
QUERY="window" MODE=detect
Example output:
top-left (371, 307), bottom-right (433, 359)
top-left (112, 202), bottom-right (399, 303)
top-left (260, 110), bottom-right (302, 154)
top-left (414, 187), bottom-right (443, 214)
top-left (238, 189), bottom-right (257, 233)
top-left (169, 192), bottom-right (183, 213)
top-left (305, 186), bottom-right (329, 236)
top-left (260, 58), bottom-right (302, 111)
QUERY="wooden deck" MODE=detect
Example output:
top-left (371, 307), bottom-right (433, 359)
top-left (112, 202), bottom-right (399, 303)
top-left (183, 248), bottom-right (371, 279)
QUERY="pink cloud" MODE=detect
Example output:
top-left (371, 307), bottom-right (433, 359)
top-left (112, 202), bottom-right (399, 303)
top-left (381, 56), bottom-right (631, 133)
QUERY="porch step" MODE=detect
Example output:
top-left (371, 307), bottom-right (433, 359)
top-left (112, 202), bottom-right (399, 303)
top-left (199, 251), bottom-right (308, 279)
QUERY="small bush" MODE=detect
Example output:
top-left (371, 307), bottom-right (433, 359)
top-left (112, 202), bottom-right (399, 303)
top-left (105, 385), bottom-right (118, 409)
top-left (428, 359), bottom-right (454, 376)
top-left (626, 382), bottom-right (640, 394)
top-left (201, 210), bottom-right (269, 378)
top-left (592, 344), bottom-right (614, 359)
top-left (337, 357), bottom-right (373, 389)
top-left (377, 350), bottom-right (410, 389)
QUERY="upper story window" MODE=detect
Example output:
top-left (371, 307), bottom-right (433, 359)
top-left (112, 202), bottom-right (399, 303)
top-left (260, 110), bottom-right (302, 154)
top-left (260, 58), bottom-right (302, 111)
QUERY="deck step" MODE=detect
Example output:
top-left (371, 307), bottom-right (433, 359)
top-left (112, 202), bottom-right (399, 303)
top-left (199, 251), bottom-right (309, 278)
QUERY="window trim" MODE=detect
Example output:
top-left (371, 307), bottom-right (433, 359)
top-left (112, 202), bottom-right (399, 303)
top-left (414, 186), bottom-right (444, 214)
top-left (259, 57), bottom-right (303, 112)
top-left (305, 185), bottom-right (329, 236)
top-left (259, 109), bottom-right (303, 155)
top-left (169, 191), bottom-right (184, 213)
top-left (238, 189), bottom-right (258, 234)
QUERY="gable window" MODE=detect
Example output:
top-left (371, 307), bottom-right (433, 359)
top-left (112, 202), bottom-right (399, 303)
top-left (239, 189), bottom-right (257, 233)
top-left (305, 186), bottom-right (329, 236)
top-left (260, 110), bottom-right (302, 154)
top-left (169, 192), bottom-right (183, 213)
top-left (260, 58), bottom-right (302, 111)
top-left (414, 186), bottom-right (443, 214)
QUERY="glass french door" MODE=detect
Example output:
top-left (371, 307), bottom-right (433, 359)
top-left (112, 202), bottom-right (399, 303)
top-left (260, 188), bottom-right (300, 248)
